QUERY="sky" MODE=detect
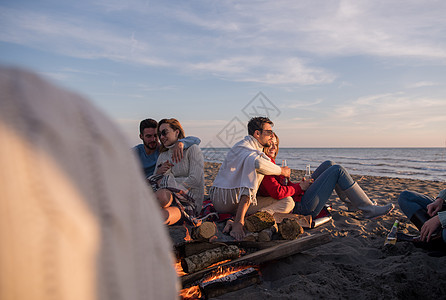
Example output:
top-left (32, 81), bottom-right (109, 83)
top-left (1, 0), bottom-right (446, 148)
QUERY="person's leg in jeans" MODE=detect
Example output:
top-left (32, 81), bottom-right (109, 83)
top-left (398, 190), bottom-right (433, 218)
top-left (294, 164), bottom-right (354, 217)
top-left (398, 190), bottom-right (446, 242)
top-left (311, 160), bottom-right (358, 208)
top-left (295, 161), bottom-right (394, 219)
top-left (311, 160), bottom-right (336, 180)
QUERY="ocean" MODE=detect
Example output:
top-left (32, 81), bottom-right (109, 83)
top-left (202, 147), bottom-right (446, 182)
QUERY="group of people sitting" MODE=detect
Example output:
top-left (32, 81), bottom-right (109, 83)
top-left (3, 68), bottom-right (444, 299)
top-left (133, 116), bottom-right (446, 246)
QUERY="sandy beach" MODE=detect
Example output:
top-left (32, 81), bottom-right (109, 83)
top-left (199, 162), bottom-right (446, 299)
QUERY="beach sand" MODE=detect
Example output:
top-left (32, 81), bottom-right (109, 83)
top-left (201, 162), bottom-right (446, 299)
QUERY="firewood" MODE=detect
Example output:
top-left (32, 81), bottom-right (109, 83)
top-left (191, 222), bottom-right (217, 240)
top-left (181, 233), bottom-right (332, 287)
top-left (274, 213), bottom-right (312, 228)
top-left (181, 245), bottom-right (240, 274)
top-left (199, 267), bottom-right (260, 299)
top-left (278, 218), bottom-right (304, 240)
top-left (258, 224), bottom-right (278, 242)
top-left (242, 232), bottom-right (258, 242)
top-left (244, 211), bottom-right (276, 233)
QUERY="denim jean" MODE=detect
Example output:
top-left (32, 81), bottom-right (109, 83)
top-left (398, 190), bottom-right (446, 242)
top-left (293, 160), bottom-right (355, 217)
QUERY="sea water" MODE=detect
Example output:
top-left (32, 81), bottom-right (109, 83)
top-left (202, 147), bottom-right (446, 182)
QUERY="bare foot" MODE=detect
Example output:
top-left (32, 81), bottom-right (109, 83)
top-left (223, 219), bottom-right (233, 233)
top-left (229, 221), bottom-right (245, 241)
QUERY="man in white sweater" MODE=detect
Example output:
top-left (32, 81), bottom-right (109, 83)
top-left (210, 117), bottom-right (293, 240)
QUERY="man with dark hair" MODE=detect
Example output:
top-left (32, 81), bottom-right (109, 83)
top-left (133, 118), bottom-right (201, 177)
top-left (247, 116), bottom-right (273, 136)
top-left (210, 117), bottom-right (293, 240)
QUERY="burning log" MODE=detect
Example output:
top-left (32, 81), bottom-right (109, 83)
top-left (199, 267), bottom-right (260, 299)
top-left (181, 233), bottom-right (332, 287)
top-left (191, 222), bottom-right (217, 240)
top-left (278, 218), bottom-right (304, 240)
top-left (181, 245), bottom-right (240, 274)
top-left (244, 211), bottom-right (276, 233)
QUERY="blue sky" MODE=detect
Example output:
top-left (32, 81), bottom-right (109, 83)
top-left (1, 0), bottom-right (446, 147)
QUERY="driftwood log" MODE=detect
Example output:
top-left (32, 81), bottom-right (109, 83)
top-left (181, 245), bottom-right (240, 274)
top-left (244, 211), bottom-right (276, 233)
top-left (278, 218), bottom-right (304, 240)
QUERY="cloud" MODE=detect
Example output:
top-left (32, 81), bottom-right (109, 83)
top-left (407, 81), bottom-right (438, 88)
top-left (332, 92), bottom-right (446, 130)
top-left (285, 99), bottom-right (324, 109)
top-left (1, 0), bottom-right (446, 88)
top-left (0, 7), bottom-right (170, 66)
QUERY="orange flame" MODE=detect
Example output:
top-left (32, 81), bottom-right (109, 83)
top-left (179, 285), bottom-right (201, 299)
top-left (175, 261), bottom-right (187, 277)
top-left (179, 265), bottom-right (258, 299)
top-left (202, 265), bottom-right (254, 283)
top-left (206, 259), bottom-right (231, 269)
top-left (183, 224), bottom-right (192, 241)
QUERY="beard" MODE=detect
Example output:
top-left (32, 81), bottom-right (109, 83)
top-left (260, 139), bottom-right (272, 148)
top-left (144, 141), bottom-right (158, 150)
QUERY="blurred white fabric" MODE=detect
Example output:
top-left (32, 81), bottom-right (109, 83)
top-left (0, 67), bottom-right (179, 300)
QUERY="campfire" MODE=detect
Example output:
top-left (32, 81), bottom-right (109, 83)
top-left (180, 264), bottom-right (260, 299)
top-left (176, 222), bottom-right (262, 299)
top-left (172, 217), bottom-right (332, 299)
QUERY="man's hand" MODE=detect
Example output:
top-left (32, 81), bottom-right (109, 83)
top-left (156, 161), bottom-right (173, 175)
top-left (171, 141), bottom-right (184, 163)
top-left (230, 221), bottom-right (245, 241)
top-left (420, 215), bottom-right (441, 242)
top-left (280, 166), bottom-right (291, 178)
top-left (299, 178), bottom-right (313, 191)
top-left (427, 197), bottom-right (444, 217)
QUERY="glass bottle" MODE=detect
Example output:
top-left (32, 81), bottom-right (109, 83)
top-left (282, 160), bottom-right (288, 185)
top-left (384, 220), bottom-right (399, 246)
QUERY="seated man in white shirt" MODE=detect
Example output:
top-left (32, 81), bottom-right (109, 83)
top-left (210, 117), bottom-right (293, 240)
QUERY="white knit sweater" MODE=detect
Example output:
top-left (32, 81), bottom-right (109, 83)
top-left (210, 135), bottom-right (281, 206)
top-left (154, 144), bottom-right (205, 212)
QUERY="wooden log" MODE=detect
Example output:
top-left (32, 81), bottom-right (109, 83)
top-left (278, 218), bottom-right (304, 240)
top-left (175, 240), bottom-right (223, 259)
top-left (175, 239), bottom-right (285, 260)
top-left (244, 211), bottom-right (276, 233)
top-left (242, 232), bottom-right (258, 242)
top-left (274, 213), bottom-right (312, 228)
top-left (191, 222), bottom-right (217, 240)
top-left (199, 267), bottom-right (260, 299)
top-left (181, 233), bottom-right (332, 287)
top-left (181, 245), bottom-right (240, 274)
top-left (258, 224), bottom-right (278, 242)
